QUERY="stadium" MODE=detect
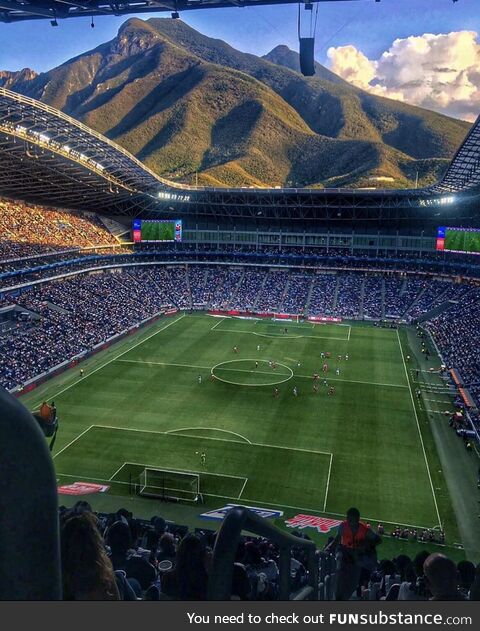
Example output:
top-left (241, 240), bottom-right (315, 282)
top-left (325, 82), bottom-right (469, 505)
top-left (1, 0), bottom-right (480, 603)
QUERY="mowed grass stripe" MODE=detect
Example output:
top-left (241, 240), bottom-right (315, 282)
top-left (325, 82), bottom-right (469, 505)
top-left (54, 425), bottom-right (331, 512)
top-left (211, 318), bottom-right (351, 341)
top-left (29, 313), bottom-right (186, 410)
top-left (40, 314), bottom-right (446, 530)
top-left (116, 358), bottom-right (408, 389)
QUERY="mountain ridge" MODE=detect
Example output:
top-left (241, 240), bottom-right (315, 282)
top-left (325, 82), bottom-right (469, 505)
top-left (2, 18), bottom-right (470, 189)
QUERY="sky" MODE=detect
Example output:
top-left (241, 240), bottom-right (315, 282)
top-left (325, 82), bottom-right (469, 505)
top-left (0, 0), bottom-right (478, 120)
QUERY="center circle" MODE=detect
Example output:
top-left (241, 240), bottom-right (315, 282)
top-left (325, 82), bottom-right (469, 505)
top-left (211, 359), bottom-right (293, 387)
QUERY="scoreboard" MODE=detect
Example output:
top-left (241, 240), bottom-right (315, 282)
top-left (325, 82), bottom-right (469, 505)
top-left (132, 219), bottom-right (182, 243)
top-left (436, 227), bottom-right (480, 255)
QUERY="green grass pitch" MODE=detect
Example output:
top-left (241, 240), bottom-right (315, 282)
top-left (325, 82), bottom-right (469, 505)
top-left (22, 313), bottom-right (462, 541)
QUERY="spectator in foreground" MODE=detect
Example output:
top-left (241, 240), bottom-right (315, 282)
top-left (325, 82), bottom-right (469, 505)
top-left (162, 533), bottom-right (209, 600)
top-left (457, 560), bottom-right (476, 598)
top-left (156, 532), bottom-right (177, 565)
top-left (61, 511), bottom-right (120, 600)
top-left (424, 553), bottom-right (465, 601)
top-left (469, 564), bottom-right (480, 600)
top-left (326, 507), bottom-right (382, 600)
top-left (397, 550), bottom-right (430, 600)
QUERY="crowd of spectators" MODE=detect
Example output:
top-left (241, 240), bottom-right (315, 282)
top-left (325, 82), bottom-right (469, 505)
top-left (363, 277), bottom-right (383, 319)
top-left (308, 274), bottom-right (337, 315)
top-left (0, 271), bottom-right (177, 390)
top-left (255, 271), bottom-right (289, 312)
top-left (133, 242), bottom-right (480, 279)
top-left (0, 264), bottom-right (476, 393)
top-left (209, 268), bottom-right (244, 310)
top-left (52, 502), bottom-right (480, 601)
top-left (409, 281), bottom-right (449, 320)
top-left (230, 270), bottom-right (266, 311)
top-left (282, 273), bottom-right (312, 314)
top-left (334, 275), bottom-right (362, 319)
top-left (426, 289), bottom-right (480, 407)
top-left (0, 197), bottom-right (123, 260)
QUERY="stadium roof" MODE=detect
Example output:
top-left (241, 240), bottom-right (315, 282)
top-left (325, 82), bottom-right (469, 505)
top-left (0, 86), bottom-right (479, 223)
top-left (431, 113), bottom-right (480, 195)
top-left (0, 1), bottom-right (363, 23)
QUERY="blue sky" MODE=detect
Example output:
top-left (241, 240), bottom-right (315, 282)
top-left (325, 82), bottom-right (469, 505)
top-left (0, 0), bottom-right (478, 120)
top-left (0, 0), bottom-right (476, 73)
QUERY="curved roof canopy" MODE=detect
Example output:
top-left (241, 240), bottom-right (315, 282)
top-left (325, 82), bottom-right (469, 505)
top-left (0, 1), bottom-right (364, 23)
top-left (0, 86), bottom-right (479, 222)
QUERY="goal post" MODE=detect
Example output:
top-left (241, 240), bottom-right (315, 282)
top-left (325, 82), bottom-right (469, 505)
top-left (272, 313), bottom-right (301, 323)
top-left (136, 467), bottom-right (201, 503)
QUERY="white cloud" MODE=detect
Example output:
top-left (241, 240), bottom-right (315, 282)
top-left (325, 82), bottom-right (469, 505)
top-left (327, 31), bottom-right (480, 122)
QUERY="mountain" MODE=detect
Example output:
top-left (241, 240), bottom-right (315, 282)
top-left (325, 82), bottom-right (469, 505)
top-left (0, 68), bottom-right (37, 89)
top-left (3, 18), bottom-right (470, 189)
top-left (263, 45), bottom-right (346, 85)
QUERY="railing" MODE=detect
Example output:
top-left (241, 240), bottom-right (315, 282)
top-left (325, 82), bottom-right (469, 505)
top-left (207, 506), bottom-right (318, 601)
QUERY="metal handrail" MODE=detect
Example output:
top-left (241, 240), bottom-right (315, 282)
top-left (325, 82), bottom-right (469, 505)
top-left (207, 506), bottom-right (318, 600)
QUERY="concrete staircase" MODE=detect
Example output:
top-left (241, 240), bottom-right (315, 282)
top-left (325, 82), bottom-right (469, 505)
top-left (332, 276), bottom-right (340, 313)
top-left (304, 276), bottom-right (316, 315)
top-left (252, 272), bottom-right (268, 311)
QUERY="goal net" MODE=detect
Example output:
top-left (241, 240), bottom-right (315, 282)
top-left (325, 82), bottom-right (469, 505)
top-left (136, 467), bottom-right (200, 502)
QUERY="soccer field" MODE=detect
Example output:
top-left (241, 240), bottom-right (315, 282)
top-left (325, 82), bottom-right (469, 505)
top-left (25, 313), bottom-right (457, 535)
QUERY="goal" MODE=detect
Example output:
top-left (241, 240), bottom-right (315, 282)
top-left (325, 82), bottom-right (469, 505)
top-left (136, 467), bottom-right (201, 503)
top-left (272, 314), bottom-right (301, 323)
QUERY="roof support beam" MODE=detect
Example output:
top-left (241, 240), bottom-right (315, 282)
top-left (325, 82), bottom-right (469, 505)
top-left (0, 1), bottom-right (54, 18)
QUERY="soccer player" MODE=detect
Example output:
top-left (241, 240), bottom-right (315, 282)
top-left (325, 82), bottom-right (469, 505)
top-left (328, 385), bottom-right (335, 396)
top-left (233, 346), bottom-right (239, 354)
top-left (313, 373), bottom-right (319, 381)
top-left (284, 327), bottom-right (288, 334)
top-left (273, 387), bottom-right (279, 398)
top-left (200, 452), bottom-right (206, 466)
top-left (323, 363), bottom-right (328, 373)
top-left (335, 368), bottom-right (340, 376)
top-left (293, 386), bottom-right (298, 397)
top-left (320, 352), bottom-right (325, 359)
top-left (257, 344), bottom-right (261, 352)
top-left (198, 375), bottom-right (202, 384)
top-left (313, 383), bottom-right (319, 394)
top-left (337, 354), bottom-right (342, 361)
top-left (345, 354), bottom-right (349, 361)
top-left (80, 368), bottom-right (84, 378)
top-left (323, 379), bottom-right (328, 387)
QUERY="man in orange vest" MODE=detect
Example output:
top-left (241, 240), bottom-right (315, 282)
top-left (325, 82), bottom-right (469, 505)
top-left (326, 507), bottom-right (382, 600)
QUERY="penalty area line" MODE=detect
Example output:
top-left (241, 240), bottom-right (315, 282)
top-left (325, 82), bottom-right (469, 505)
top-left (53, 425), bottom-right (95, 459)
top-left (210, 317), bottom-right (228, 330)
top-left (323, 453), bottom-right (333, 513)
top-left (237, 478), bottom-right (249, 499)
top-left (165, 426), bottom-right (252, 444)
top-left (91, 424), bottom-right (333, 457)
